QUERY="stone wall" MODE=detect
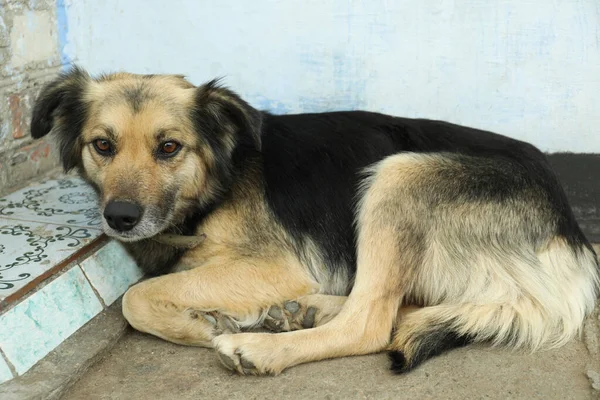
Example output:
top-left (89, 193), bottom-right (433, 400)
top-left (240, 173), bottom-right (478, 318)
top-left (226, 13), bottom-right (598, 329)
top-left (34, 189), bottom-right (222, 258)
top-left (0, 0), bottom-right (65, 196)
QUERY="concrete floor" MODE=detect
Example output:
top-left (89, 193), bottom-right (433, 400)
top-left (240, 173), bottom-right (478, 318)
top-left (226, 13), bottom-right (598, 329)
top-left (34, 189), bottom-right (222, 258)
top-left (64, 329), bottom-right (597, 400)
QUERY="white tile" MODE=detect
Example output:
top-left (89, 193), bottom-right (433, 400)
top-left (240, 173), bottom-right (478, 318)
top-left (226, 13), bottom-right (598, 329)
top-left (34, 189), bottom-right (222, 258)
top-left (0, 266), bottom-right (103, 375)
top-left (0, 218), bottom-right (102, 301)
top-left (80, 241), bottom-right (144, 306)
top-left (0, 177), bottom-right (101, 228)
top-left (0, 353), bottom-right (14, 384)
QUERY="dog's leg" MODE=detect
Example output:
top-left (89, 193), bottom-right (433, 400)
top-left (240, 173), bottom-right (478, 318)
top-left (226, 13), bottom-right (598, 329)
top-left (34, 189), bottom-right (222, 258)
top-left (212, 152), bottom-right (600, 375)
top-left (263, 294), bottom-right (347, 332)
top-left (212, 228), bottom-right (407, 374)
top-left (122, 260), bottom-right (317, 347)
top-left (212, 155), bottom-right (425, 375)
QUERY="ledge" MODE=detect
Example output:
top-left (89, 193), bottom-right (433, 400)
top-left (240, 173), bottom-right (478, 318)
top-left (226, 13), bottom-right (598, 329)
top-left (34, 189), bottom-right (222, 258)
top-left (0, 176), bottom-right (144, 384)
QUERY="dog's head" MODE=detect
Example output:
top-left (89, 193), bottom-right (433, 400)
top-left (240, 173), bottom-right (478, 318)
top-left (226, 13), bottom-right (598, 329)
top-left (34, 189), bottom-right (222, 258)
top-left (31, 66), bottom-right (262, 242)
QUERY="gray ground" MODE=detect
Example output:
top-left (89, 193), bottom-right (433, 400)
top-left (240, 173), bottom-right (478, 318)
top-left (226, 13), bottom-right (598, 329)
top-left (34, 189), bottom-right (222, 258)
top-left (64, 328), bottom-right (598, 400)
top-left (63, 244), bottom-right (600, 399)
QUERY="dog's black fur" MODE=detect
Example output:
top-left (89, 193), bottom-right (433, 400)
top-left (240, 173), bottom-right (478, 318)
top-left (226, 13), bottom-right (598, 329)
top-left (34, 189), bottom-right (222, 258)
top-left (183, 111), bottom-right (591, 282)
top-left (128, 112), bottom-right (594, 282)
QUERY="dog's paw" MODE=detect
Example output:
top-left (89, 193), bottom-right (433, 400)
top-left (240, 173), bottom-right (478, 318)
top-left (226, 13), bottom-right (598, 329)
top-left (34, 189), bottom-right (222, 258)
top-left (189, 310), bottom-right (240, 335)
top-left (263, 301), bottom-right (318, 332)
top-left (213, 333), bottom-right (284, 376)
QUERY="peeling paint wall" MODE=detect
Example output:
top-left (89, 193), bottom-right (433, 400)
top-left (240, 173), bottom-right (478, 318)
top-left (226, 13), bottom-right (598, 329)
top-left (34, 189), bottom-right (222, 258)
top-left (0, 0), bottom-right (66, 195)
top-left (1, 1), bottom-right (599, 195)
top-left (65, 0), bottom-right (600, 153)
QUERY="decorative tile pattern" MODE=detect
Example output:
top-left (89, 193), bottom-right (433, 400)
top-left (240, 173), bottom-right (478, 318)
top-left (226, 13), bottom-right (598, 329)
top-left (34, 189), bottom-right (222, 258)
top-left (0, 177), bottom-right (101, 228)
top-left (0, 219), bottom-right (102, 301)
top-left (80, 241), bottom-right (144, 306)
top-left (0, 353), bottom-right (14, 384)
top-left (0, 176), bottom-right (103, 302)
top-left (0, 266), bottom-right (103, 375)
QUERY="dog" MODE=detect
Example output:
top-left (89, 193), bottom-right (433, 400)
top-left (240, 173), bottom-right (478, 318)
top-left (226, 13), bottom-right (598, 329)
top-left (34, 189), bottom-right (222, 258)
top-left (30, 66), bottom-right (599, 375)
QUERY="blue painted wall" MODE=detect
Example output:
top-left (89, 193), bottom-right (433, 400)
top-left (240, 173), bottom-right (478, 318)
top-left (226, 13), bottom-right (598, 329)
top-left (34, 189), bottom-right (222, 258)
top-left (63, 0), bottom-right (600, 153)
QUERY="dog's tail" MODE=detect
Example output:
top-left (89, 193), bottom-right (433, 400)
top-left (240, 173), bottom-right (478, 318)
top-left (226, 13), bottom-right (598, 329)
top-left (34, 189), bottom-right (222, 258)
top-left (389, 242), bottom-right (600, 373)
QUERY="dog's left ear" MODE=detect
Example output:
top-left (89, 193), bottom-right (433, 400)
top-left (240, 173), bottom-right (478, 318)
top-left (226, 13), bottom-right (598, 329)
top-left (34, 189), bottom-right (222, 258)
top-left (31, 66), bottom-right (92, 171)
top-left (192, 79), bottom-right (263, 152)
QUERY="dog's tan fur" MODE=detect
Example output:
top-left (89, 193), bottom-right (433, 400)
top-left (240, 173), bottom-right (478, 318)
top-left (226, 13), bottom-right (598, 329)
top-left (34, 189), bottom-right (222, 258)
top-left (31, 69), bottom-right (600, 376)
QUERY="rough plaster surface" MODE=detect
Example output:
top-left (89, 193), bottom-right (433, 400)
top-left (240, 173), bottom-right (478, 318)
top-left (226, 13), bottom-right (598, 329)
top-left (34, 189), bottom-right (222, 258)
top-left (0, 0), bottom-right (62, 193)
top-left (2, 0), bottom-right (599, 194)
top-left (9, 11), bottom-right (57, 68)
top-left (66, 0), bottom-right (600, 153)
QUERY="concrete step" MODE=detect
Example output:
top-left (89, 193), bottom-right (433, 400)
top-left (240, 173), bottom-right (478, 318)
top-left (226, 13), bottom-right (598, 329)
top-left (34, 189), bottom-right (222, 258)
top-left (0, 174), bottom-right (144, 390)
top-left (0, 300), bottom-right (129, 400)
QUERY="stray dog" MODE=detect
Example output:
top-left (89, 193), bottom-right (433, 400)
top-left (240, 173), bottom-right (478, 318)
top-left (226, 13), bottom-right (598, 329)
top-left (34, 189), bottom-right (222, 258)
top-left (31, 67), bottom-right (599, 375)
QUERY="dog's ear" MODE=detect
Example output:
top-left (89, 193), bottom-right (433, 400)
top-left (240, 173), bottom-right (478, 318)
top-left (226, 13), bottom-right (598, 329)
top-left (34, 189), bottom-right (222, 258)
top-left (192, 79), bottom-right (263, 153)
top-left (31, 66), bottom-right (91, 171)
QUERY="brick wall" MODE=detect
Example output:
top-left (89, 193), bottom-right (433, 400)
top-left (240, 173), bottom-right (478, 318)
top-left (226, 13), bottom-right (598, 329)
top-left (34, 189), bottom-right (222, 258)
top-left (0, 0), bottom-right (65, 196)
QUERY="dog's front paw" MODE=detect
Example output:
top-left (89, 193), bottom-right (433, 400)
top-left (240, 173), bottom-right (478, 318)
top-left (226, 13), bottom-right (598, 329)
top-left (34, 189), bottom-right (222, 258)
top-left (190, 310), bottom-right (240, 335)
top-left (263, 301), bottom-right (318, 332)
top-left (213, 333), bottom-right (285, 376)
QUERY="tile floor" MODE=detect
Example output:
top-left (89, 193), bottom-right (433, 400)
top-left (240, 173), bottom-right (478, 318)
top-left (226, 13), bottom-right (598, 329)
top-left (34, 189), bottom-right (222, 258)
top-left (0, 177), bottom-right (103, 304)
top-left (0, 175), bottom-right (145, 383)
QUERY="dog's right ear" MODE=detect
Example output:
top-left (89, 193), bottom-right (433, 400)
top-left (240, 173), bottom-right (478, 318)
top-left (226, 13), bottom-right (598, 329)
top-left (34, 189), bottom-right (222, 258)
top-left (31, 66), bottom-right (91, 171)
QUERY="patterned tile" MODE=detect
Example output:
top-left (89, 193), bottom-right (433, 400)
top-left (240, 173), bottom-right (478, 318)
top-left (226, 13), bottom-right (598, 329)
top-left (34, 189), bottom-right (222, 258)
top-left (80, 241), bottom-right (144, 306)
top-left (0, 266), bottom-right (103, 375)
top-left (0, 353), bottom-right (14, 384)
top-left (0, 218), bottom-right (102, 301)
top-left (0, 177), bottom-right (101, 228)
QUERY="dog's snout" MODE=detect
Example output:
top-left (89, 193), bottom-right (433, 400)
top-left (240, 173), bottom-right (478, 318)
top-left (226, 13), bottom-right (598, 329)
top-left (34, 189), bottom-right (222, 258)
top-left (103, 201), bottom-right (142, 232)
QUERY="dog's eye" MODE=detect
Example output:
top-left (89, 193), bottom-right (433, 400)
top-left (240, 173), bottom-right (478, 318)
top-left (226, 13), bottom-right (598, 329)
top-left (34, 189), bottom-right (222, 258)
top-left (158, 141), bottom-right (181, 158)
top-left (93, 139), bottom-right (113, 155)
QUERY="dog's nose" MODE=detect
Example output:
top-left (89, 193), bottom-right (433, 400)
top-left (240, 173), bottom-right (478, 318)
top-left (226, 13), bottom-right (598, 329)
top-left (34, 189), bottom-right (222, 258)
top-left (103, 201), bottom-right (142, 232)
